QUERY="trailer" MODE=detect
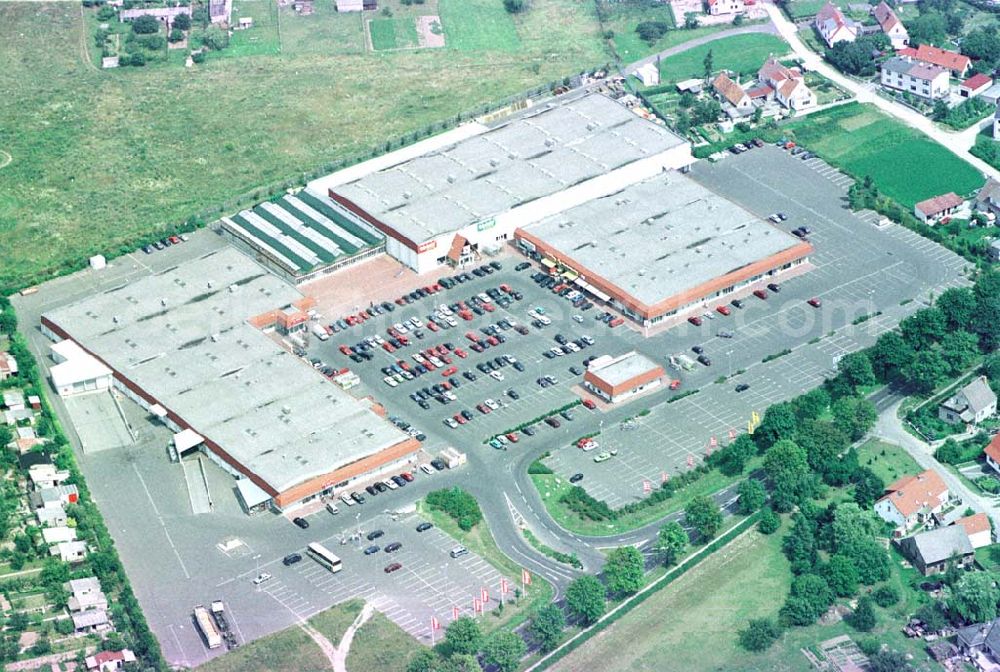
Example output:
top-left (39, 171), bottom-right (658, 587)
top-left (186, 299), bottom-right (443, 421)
top-left (194, 605), bottom-right (222, 649)
top-left (210, 600), bottom-right (239, 649)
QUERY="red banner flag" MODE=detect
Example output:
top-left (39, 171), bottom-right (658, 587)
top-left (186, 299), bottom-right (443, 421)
top-left (642, 480), bottom-right (651, 493)
top-left (431, 616), bottom-right (440, 631)
top-left (522, 569), bottom-right (532, 586)
top-left (452, 606), bottom-right (460, 620)
top-left (661, 471), bottom-right (670, 483)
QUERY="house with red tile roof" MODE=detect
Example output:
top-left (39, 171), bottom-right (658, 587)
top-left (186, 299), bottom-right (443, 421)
top-left (874, 468), bottom-right (950, 534)
top-left (712, 72), bottom-right (753, 116)
top-left (85, 649), bottom-right (136, 671)
top-left (961, 73), bottom-right (993, 99)
top-left (953, 512), bottom-right (992, 549)
top-left (873, 1), bottom-right (909, 48)
top-left (914, 192), bottom-right (964, 223)
top-left (985, 434), bottom-right (1000, 476)
top-left (814, 2), bottom-right (858, 47)
top-left (898, 44), bottom-right (971, 77)
top-left (758, 58), bottom-right (816, 110)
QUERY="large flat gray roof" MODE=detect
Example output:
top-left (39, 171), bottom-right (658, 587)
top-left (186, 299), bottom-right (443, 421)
top-left (522, 172), bottom-right (805, 307)
top-left (43, 248), bottom-right (410, 495)
top-left (331, 93), bottom-right (687, 243)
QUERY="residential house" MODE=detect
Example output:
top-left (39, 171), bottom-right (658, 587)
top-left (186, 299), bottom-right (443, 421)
top-left (953, 512), bottom-right (992, 549)
top-left (712, 72), bottom-right (754, 116)
top-left (939, 376), bottom-right (997, 425)
top-left (961, 73), bottom-right (994, 99)
top-left (35, 505), bottom-right (67, 528)
top-left (995, 106), bottom-right (1000, 141)
top-left (898, 44), bottom-right (971, 77)
top-left (2, 391), bottom-right (25, 411)
top-left (957, 618), bottom-right (1000, 668)
top-left (30, 484), bottom-right (79, 511)
top-left (914, 192), bottom-right (964, 223)
top-left (873, 1), bottom-right (908, 48)
top-left (707, 0), bottom-right (746, 15)
top-left (757, 58), bottom-right (817, 111)
top-left (3, 408), bottom-right (34, 426)
top-left (26, 395), bottom-right (40, 411)
top-left (119, 6), bottom-right (192, 28)
top-left (815, 2), bottom-right (858, 47)
top-left (897, 525), bottom-right (974, 575)
top-left (984, 434), bottom-right (1000, 475)
top-left (880, 56), bottom-right (949, 101)
top-left (874, 468), bottom-right (949, 533)
top-left (66, 577), bottom-right (108, 613)
top-left (634, 62), bottom-right (660, 87)
top-left (991, 239), bottom-right (1000, 262)
top-left (335, 0), bottom-right (376, 10)
top-left (41, 526), bottom-right (76, 545)
top-left (0, 353), bottom-right (17, 381)
top-left (51, 540), bottom-right (88, 563)
top-left (209, 0), bottom-right (232, 24)
top-left (976, 177), bottom-right (1000, 217)
top-left (71, 609), bottom-right (109, 634)
top-left (28, 463), bottom-right (71, 490)
top-left (86, 650), bottom-right (136, 672)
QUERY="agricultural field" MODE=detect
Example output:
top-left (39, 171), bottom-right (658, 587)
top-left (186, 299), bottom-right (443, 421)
top-left (657, 32), bottom-right (790, 82)
top-left (369, 17), bottom-right (420, 50)
top-left (0, 0), bottom-right (606, 293)
top-left (782, 103), bottom-right (984, 208)
top-left (854, 439), bottom-right (922, 486)
top-left (279, 1), bottom-right (366, 55)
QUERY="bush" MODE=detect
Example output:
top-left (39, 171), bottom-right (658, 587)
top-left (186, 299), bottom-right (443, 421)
top-left (96, 5), bottom-right (116, 20)
top-left (559, 486), bottom-right (615, 522)
top-left (873, 585), bottom-right (899, 608)
top-left (738, 618), bottom-right (782, 652)
top-left (758, 507), bottom-right (780, 534)
top-left (503, 0), bottom-right (527, 12)
top-left (977, 476), bottom-right (1000, 494)
top-left (131, 15), bottom-right (160, 34)
top-left (635, 21), bottom-right (670, 44)
top-left (426, 488), bottom-right (482, 531)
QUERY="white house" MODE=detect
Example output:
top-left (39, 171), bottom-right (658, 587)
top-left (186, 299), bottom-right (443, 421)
top-left (51, 540), bottom-right (88, 563)
top-left (66, 577), bottom-right (108, 613)
top-left (874, 469), bottom-right (949, 534)
top-left (873, 1), bottom-right (908, 49)
top-left (28, 463), bottom-right (71, 490)
top-left (914, 192), bottom-right (964, 224)
top-left (815, 2), bottom-right (858, 47)
top-left (954, 512), bottom-right (993, 549)
top-left (707, 0), bottom-right (746, 15)
top-left (880, 56), bottom-right (949, 101)
top-left (41, 526), bottom-right (77, 545)
top-left (939, 376), bottom-right (997, 425)
top-left (757, 58), bottom-right (817, 111)
top-left (712, 72), bottom-right (754, 116)
top-left (635, 62), bottom-right (660, 87)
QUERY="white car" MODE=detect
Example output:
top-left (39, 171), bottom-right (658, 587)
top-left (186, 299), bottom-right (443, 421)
top-left (478, 293), bottom-right (492, 304)
top-left (439, 304), bottom-right (453, 316)
top-left (551, 347), bottom-right (564, 357)
top-left (383, 478), bottom-right (399, 490)
top-left (485, 398), bottom-right (500, 410)
top-left (394, 322), bottom-right (409, 334)
top-left (409, 317), bottom-right (423, 328)
top-left (496, 434), bottom-right (509, 445)
top-left (429, 356), bottom-right (444, 368)
top-left (573, 315), bottom-right (584, 323)
top-left (444, 417), bottom-right (459, 429)
top-left (341, 492), bottom-right (355, 506)
top-left (374, 335), bottom-right (386, 345)
top-left (444, 391), bottom-right (457, 401)
top-left (538, 315), bottom-right (552, 325)
top-left (400, 370), bottom-right (414, 380)
top-left (566, 342), bottom-right (580, 352)
top-left (446, 316), bottom-right (458, 327)
top-left (420, 463), bottom-right (434, 475)
top-left (383, 376), bottom-right (399, 387)
top-left (582, 335), bottom-right (595, 345)
top-left (503, 354), bottom-right (517, 364)
top-left (490, 370), bottom-right (505, 381)
top-left (252, 572), bottom-right (273, 585)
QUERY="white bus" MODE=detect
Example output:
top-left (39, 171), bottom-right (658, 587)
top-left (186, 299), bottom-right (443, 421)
top-left (307, 542), bottom-right (343, 573)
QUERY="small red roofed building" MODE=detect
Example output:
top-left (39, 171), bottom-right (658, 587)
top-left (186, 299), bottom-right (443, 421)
top-left (985, 434), bottom-right (1000, 475)
top-left (712, 72), bottom-right (753, 116)
top-left (953, 512), bottom-right (993, 549)
top-left (874, 468), bottom-right (950, 534)
top-left (814, 2), bottom-right (858, 47)
top-left (757, 57), bottom-right (817, 110)
top-left (86, 649), bottom-right (137, 672)
top-left (914, 192), bottom-right (964, 223)
top-left (961, 73), bottom-right (994, 99)
top-left (0, 353), bottom-right (17, 381)
top-left (584, 351), bottom-right (664, 404)
top-left (898, 44), bottom-right (971, 77)
top-left (873, 1), bottom-right (909, 48)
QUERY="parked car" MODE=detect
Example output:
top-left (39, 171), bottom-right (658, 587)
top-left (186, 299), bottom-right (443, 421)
top-left (416, 522), bottom-right (433, 532)
top-left (292, 517), bottom-right (309, 529)
top-left (384, 562), bottom-right (403, 573)
top-left (282, 553), bottom-right (302, 566)
top-left (569, 473), bottom-right (584, 483)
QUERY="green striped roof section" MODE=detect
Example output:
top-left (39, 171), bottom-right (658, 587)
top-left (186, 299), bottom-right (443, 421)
top-left (252, 205), bottom-right (337, 265)
top-left (297, 191), bottom-right (383, 247)
top-left (229, 213), bottom-right (316, 272)
top-left (278, 198), bottom-right (361, 256)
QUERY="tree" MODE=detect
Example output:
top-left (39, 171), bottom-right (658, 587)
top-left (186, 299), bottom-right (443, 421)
top-left (737, 479), bottom-right (766, 514)
top-left (908, 11), bottom-right (947, 45)
top-left (852, 467), bottom-right (884, 508)
top-left (934, 438), bottom-right (962, 464)
top-left (873, 585), bottom-right (900, 607)
top-left (832, 503), bottom-right (890, 584)
top-left (869, 650), bottom-right (913, 672)
top-left (168, 28), bottom-right (184, 43)
top-left (939, 330), bottom-right (980, 375)
top-left (685, 495), bottom-right (723, 540)
top-left (604, 546), bottom-right (645, 596)
top-left (837, 353), bottom-right (876, 393)
top-left (565, 575), bottom-right (606, 625)
top-left (503, 0), bottom-right (527, 12)
top-left (936, 287), bottom-right (977, 330)
top-left (780, 573), bottom-right (833, 625)
top-left (131, 15), bottom-right (160, 34)
top-left (703, 48), bottom-right (714, 79)
top-left (528, 604), bottom-right (565, 653)
top-left (690, 98), bottom-right (722, 125)
top-left (754, 403), bottom-right (798, 452)
top-left (482, 630), bottom-right (526, 672)
top-left (984, 352), bottom-right (1000, 394)
top-left (849, 596), bottom-right (877, 632)
top-left (444, 616), bottom-right (482, 656)
top-left (824, 35), bottom-right (884, 76)
top-left (793, 387), bottom-right (830, 421)
top-left (932, 99), bottom-right (949, 121)
top-left (764, 439), bottom-right (813, 511)
top-left (797, 419), bottom-right (849, 478)
top-left (738, 618), bottom-right (782, 652)
top-left (870, 331), bottom-right (914, 383)
top-left (635, 21), bottom-right (670, 44)
top-left (718, 433), bottom-right (756, 476)
top-left (654, 521), bottom-right (688, 566)
top-left (782, 513), bottom-right (818, 574)
top-left (948, 571), bottom-right (1000, 623)
top-left (962, 26), bottom-right (1000, 68)
top-left (831, 396), bottom-right (877, 442)
top-left (902, 348), bottom-right (949, 394)
top-left (758, 507), bottom-right (780, 534)
top-left (824, 554), bottom-right (860, 597)
top-left (172, 12), bottom-right (191, 30)
top-left (201, 25), bottom-right (229, 50)
top-left (687, 12), bottom-right (701, 30)
top-left (916, 601), bottom-right (947, 631)
top-left (406, 649), bottom-right (439, 672)
top-left (899, 308), bottom-right (946, 351)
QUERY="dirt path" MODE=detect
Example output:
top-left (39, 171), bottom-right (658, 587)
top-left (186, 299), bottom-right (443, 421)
top-left (77, 4), bottom-right (98, 72)
top-left (300, 623), bottom-right (339, 670)
top-left (0, 151), bottom-right (12, 170)
top-left (333, 602), bottom-right (374, 672)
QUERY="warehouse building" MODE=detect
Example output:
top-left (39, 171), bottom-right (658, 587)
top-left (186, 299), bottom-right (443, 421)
top-left (584, 351), bottom-right (665, 403)
top-left (219, 190), bottom-right (385, 285)
top-left (41, 248), bottom-right (419, 513)
top-left (318, 92), bottom-right (693, 274)
top-left (514, 171), bottom-right (813, 332)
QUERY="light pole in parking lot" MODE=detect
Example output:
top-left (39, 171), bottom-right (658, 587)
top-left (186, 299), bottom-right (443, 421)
top-left (355, 512), bottom-right (363, 549)
top-left (727, 350), bottom-right (733, 379)
top-left (253, 554), bottom-right (261, 590)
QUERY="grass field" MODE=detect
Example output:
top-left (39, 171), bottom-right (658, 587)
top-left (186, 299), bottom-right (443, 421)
top-left (854, 438), bottom-right (921, 485)
top-left (784, 0), bottom-right (828, 19)
top-left (657, 33), bottom-right (790, 82)
top-left (200, 620), bottom-right (332, 672)
top-left (0, 1), bottom-right (606, 293)
top-left (782, 103), bottom-right (984, 208)
top-left (439, 0), bottom-right (520, 51)
top-left (369, 17), bottom-right (420, 50)
top-left (600, 0), bottom-right (675, 62)
top-left (280, 0), bottom-right (366, 55)
top-left (223, 0), bottom-right (282, 58)
top-left (344, 607), bottom-right (424, 669)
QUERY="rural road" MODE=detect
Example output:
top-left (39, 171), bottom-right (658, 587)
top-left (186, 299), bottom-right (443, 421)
top-left (624, 21), bottom-right (781, 75)
top-left (761, 1), bottom-right (1000, 182)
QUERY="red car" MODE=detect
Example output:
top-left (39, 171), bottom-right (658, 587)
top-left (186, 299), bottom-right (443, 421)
top-left (500, 284), bottom-right (513, 294)
top-left (753, 289), bottom-right (768, 300)
top-left (582, 398), bottom-right (596, 410)
top-left (382, 343), bottom-right (396, 353)
top-left (384, 563), bottom-right (402, 574)
top-left (427, 321), bottom-right (440, 332)
top-left (394, 297), bottom-right (406, 306)
top-left (339, 345), bottom-right (353, 355)
top-left (808, 297), bottom-right (822, 308)
top-left (400, 471), bottom-right (414, 482)
top-left (487, 336), bottom-right (499, 346)
top-left (471, 343), bottom-right (484, 353)
top-left (397, 335), bottom-right (409, 346)
top-left (455, 414), bottom-right (467, 425)
top-left (454, 348), bottom-right (467, 359)
top-left (465, 332), bottom-right (478, 343)
top-left (442, 366), bottom-right (458, 377)
top-left (424, 361), bottom-right (436, 371)
top-left (715, 305), bottom-right (731, 316)
top-left (688, 316), bottom-right (702, 326)
top-left (609, 317), bottom-right (623, 328)
top-left (669, 379), bottom-right (681, 390)
top-left (436, 344), bottom-right (449, 356)
top-left (459, 311), bottom-right (473, 321)
top-left (477, 404), bottom-right (491, 414)
top-left (506, 433), bottom-right (520, 443)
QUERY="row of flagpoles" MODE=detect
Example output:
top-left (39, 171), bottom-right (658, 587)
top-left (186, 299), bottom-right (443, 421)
top-left (429, 570), bottom-right (532, 643)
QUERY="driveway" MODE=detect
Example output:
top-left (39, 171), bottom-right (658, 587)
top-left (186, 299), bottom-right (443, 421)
top-left (761, 2), bottom-right (998, 182)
